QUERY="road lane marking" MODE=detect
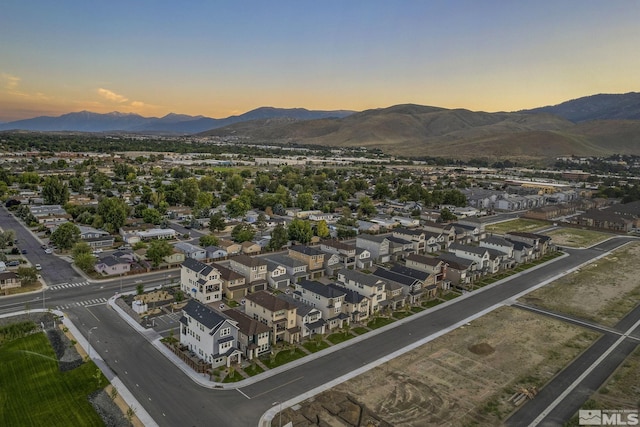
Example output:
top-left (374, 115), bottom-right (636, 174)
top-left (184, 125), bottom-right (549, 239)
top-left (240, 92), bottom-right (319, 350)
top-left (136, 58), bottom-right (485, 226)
top-left (236, 388), bottom-right (251, 400)
top-left (249, 376), bottom-right (304, 399)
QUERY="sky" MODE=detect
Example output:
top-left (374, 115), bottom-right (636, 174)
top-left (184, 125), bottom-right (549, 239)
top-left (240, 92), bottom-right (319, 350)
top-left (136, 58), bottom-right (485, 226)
top-left (1, 1), bottom-right (639, 121)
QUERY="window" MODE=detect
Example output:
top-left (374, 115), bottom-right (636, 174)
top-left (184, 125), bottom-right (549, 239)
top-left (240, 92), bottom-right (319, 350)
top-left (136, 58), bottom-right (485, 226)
top-left (220, 327), bottom-right (231, 337)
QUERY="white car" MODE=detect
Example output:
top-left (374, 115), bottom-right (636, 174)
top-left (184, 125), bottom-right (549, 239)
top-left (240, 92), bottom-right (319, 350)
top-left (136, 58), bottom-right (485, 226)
top-left (44, 248), bottom-right (53, 254)
top-left (35, 264), bottom-right (42, 271)
top-left (92, 249), bottom-right (103, 254)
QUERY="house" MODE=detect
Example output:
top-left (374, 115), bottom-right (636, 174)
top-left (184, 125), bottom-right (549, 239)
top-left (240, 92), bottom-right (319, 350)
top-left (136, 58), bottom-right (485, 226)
top-left (94, 255), bottom-right (131, 276)
top-left (212, 263), bottom-right (248, 301)
top-left (264, 260), bottom-right (289, 290)
top-left (319, 240), bottom-right (357, 268)
top-left (405, 254), bottom-right (449, 290)
top-left (0, 271), bottom-right (21, 291)
top-left (204, 246), bottom-right (227, 260)
top-left (570, 209), bottom-right (633, 232)
top-left (328, 283), bottom-right (371, 323)
top-left (288, 245), bottom-right (325, 279)
top-left (480, 235), bottom-right (515, 259)
top-left (264, 254), bottom-right (308, 284)
top-left (505, 238), bottom-right (535, 264)
top-left (387, 236), bottom-right (414, 261)
top-left (323, 252), bottom-right (342, 277)
top-left (223, 309), bottom-right (271, 360)
top-left (383, 281), bottom-right (406, 311)
top-left (180, 258), bottom-right (222, 304)
top-left (392, 228), bottom-right (426, 253)
top-left (437, 253), bottom-right (478, 287)
top-left (355, 248), bottom-right (373, 269)
top-left (241, 241), bottom-right (261, 255)
top-left (294, 280), bottom-right (349, 331)
top-left (162, 249), bottom-right (186, 266)
top-left (136, 228), bottom-right (177, 242)
top-left (78, 226), bottom-right (114, 248)
top-left (357, 220), bottom-right (380, 233)
top-left (336, 269), bottom-right (387, 314)
top-left (229, 254), bottom-right (268, 292)
top-left (179, 300), bottom-right (242, 368)
top-left (447, 243), bottom-right (497, 274)
top-left (355, 234), bottom-right (390, 263)
top-left (174, 242), bottom-right (207, 260)
top-left (244, 290), bottom-right (300, 344)
top-left (277, 294), bottom-right (326, 338)
top-left (504, 232), bottom-right (552, 257)
top-left (218, 239), bottom-right (242, 256)
top-left (390, 264), bottom-right (440, 297)
top-left (373, 267), bottom-right (424, 304)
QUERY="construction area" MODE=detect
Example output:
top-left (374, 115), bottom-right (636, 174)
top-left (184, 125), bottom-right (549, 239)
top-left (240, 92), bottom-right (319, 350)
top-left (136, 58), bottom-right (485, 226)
top-left (277, 306), bottom-right (598, 426)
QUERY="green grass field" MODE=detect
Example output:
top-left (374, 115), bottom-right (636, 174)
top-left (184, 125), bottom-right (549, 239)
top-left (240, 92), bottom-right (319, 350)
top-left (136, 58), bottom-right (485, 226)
top-left (0, 332), bottom-right (106, 427)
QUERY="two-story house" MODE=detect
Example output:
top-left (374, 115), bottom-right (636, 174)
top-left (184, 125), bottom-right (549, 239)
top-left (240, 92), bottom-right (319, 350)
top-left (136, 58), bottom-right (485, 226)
top-left (336, 268), bottom-right (387, 314)
top-left (373, 267), bottom-right (424, 304)
top-left (405, 253), bottom-right (449, 289)
top-left (390, 264), bottom-right (439, 298)
top-left (180, 258), bottom-right (222, 303)
top-left (327, 283), bottom-right (371, 324)
top-left (229, 254), bottom-right (268, 292)
top-left (356, 234), bottom-right (390, 263)
top-left (264, 254), bottom-right (309, 284)
top-left (174, 242), bottom-right (207, 260)
top-left (392, 228), bottom-right (426, 253)
top-left (179, 300), bottom-right (242, 368)
top-left (319, 240), bottom-right (357, 269)
top-left (294, 280), bottom-right (348, 330)
top-left (212, 263), bottom-right (248, 301)
top-left (355, 248), bottom-right (373, 269)
top-left (447, 243), bottom-right (494, 274)
top-left (504, 232), bottom-right (552, 258)
top-left (505, 238), bottom-right (535, 264)
top-left (223, 309), bottom-right (271, 360)
top-left (265, 260), bottom-right (290, 290)
top-left (277, 294), bottom-right (326, 338)
top-left (244, 291), bottom-right (299, 344)
top-left (288, 245), bottom-right (325, 279)
top-left (437, 252), bottom-right (478, 288)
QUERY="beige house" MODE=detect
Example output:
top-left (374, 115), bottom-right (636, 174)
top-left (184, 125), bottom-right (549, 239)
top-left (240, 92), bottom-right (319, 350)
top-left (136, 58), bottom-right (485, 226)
top-left (288, 245), bottom-right (325, 279)
top-left (244, 291), bottom-right (300, 344)
top-left (218, 239), bottom-right (241, 256)
top-left (0, 271), bottom-right (21, 292)
top-left (241, 241), bottom-right (261, 255)
top-left (229, 255), bottom-right (268, 292)
top-left (213, 263), bottom-right (249, 301)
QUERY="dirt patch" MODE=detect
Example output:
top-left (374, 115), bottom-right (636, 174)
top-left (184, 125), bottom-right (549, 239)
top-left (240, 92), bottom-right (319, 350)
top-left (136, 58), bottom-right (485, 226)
top-left (280, 306), bottom-right (599, 426)
top-left (521, 242), bottom-right (640, 326)
top-left (469, 342), bottom-right (495, 356)
top-left (544, 228), bottom-right (611, 248)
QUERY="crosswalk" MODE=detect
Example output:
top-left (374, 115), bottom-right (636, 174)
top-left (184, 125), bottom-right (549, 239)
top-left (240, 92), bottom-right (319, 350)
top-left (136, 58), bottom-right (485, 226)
top-left (48, 281), bottom-right (90, 291)
top-left (55, 298), bottom-right (107, 310)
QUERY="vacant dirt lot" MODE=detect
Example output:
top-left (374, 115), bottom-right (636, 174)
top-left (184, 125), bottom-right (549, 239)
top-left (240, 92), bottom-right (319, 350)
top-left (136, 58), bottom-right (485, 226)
top-left (521, 241), bottom-right (640, 326)
top-left (544, 227), bottom-right (611, 248)
top-left (279, 307), bottom-right (598, 426)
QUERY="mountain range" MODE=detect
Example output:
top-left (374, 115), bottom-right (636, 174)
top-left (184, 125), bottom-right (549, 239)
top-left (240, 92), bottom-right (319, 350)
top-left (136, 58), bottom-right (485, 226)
top-left (0, 107), bottom-right (355, 133)
top-left (2, 92), bottom-right (640, 161)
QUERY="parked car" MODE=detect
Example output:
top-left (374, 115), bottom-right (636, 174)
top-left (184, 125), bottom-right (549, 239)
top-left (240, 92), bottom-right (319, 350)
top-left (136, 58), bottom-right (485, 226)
top-left (35, 264), bottom-right (42, 271)
top-left (45, 248), bottom-right (53, 254)
top-left (92, 249), bottom-right (103, 254)
top-left (7, 260), bottom-right (20, 267)
top-left (20, 249), bottom-right (27, 254)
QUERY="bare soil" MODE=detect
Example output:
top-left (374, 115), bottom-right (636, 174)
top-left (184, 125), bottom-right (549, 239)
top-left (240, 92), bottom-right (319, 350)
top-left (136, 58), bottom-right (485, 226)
top-left (279, 306), bottom-right (598, 426)
top-left (521, 242), bottom-right (640, 326)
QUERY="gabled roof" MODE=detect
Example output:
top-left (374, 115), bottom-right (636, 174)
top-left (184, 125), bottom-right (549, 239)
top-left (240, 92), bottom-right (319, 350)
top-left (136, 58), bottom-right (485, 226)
top-left (277, 294), bottom-right (318, 317)
top-left (406, 253), bottom-right (444, 266)
top-left (328, 283), bottom-right (367, 304)
top-left (438, 252), bottom-right (476, 269)
top-left (212, 263), bottom-right (244, 282)
top-left (393, 227), bottom-right (424, 237)
top-left (482, 236), bottom-right (514, 248)
top-left (245, 290), bottom-right (295, 312)
top-left (448, 243), bottom-right (489, 256)
top-left (373, 268), bottom-right (418, 286)
top-left (183, 300), bottom-right (231, 332)
top-left (298, 280), bottom-right (346, 299)
top-left (356, 234), bottom-right (389, 244)
top-left (338, 268), bottom-right (385, 287)
top-left (289, 245), bottom-right (323, 256)
top-left (97, 255), bottom-right (126, 267)
top-left (505, 238), bottom-right (533, 251)
top-left (387, 236), bottom-right (412, 245)
top-left (390, 264), bottom-right (430, 281)
top-left (224, 309), bottom-right (270, 336)
top-left (182, 257), bottom-right (215, 276)
top-left (265, 254), bottom-right (307, 269)
top-left (231, 254), bottom-right (267, 268)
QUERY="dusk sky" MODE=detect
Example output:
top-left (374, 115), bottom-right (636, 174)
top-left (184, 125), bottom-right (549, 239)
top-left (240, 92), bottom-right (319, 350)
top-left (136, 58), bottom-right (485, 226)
top-left (1, 1), bottom-right (639, 121)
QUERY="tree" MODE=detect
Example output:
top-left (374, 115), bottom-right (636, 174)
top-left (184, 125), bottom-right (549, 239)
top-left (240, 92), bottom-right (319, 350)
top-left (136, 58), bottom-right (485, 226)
top-left (226, 198), bottom-right (250, 218)
top-left (50, 222), bottom-right (80, 250)
top-left (0, 230), bottom-right (15, 250)
top-left (358, 196), bottom-right (376, 217)
top-left (72, 241), bottom-right (92, 258)
top-left (209, 212), bottom-right (226, 232)
top-left (146, 240), bottom-right (174, 267)
top-left (42, 176), bottom-right (69, 205)
top-left (199, 234), bottom-right (219, 247)
top-left (142, 208), bottom-right (163, 225)
top-left (97, 197), bottom-right (130, 233)
top-left (373, 182), bottom-right (392, 200)
top-left (268, 223), bottom-right (288, 250)
top-left (439, 207), bottom-right (457, 222)
top-left (296, 192), bottom-right (314, 210)
top-left (231, 223), bottom-right (255, 243)
top-left (17, 266), bottom-right (38, 286)
top-left (180, 178), bottom-right (200, 207)
top-left (316, 220), bottom-right (330, 238)
top-left (74, 252), bottom-right (96, 273)
top-left (288, 218), bottom-right (313, 244)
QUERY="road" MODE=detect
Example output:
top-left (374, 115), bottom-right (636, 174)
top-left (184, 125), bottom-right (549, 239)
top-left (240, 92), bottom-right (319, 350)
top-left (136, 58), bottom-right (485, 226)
top-left (1, 213), bottom-right (638, 426)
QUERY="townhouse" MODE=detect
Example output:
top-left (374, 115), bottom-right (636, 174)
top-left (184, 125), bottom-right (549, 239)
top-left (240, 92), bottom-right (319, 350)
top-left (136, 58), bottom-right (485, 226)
top-left (264, 253), bottom-right (308, 285)
top-left (212, 263), bottom-right (248, 301)
top-left (373, 267), bottom-right (425, 303)
top-left (229, 254), bottom-right (268, 292)
top-left (179, 300), bottom-right (242, 368)
top-left (244, 290), bottom-right (300, 344)
top-left (392, 228), bottom-right (427, 253)
top-left (288, 245), bottom-right (325, 279)
top-left (180, 258), bottom-right (222, 303)
top-left (327, 283), bottom-right (371, 323)
top-left (336, 268), bottom-right (387, 314)
top-left (355, 234), bottom-right (390, 263)
top-left (277, 294), bottom-right (326, 338)
top-left (223, 309), bottom-right (271, 360)
top-left (294, 280), bottom-right (349, 330)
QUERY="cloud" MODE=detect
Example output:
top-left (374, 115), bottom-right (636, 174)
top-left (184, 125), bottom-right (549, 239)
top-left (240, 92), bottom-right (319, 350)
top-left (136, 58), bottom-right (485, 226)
top-left (1, 73), bottom-right (21, 91)
top-left (130, 101), bottom-right (145, 108)
top-left (97, 88), bottom-right (128, 103)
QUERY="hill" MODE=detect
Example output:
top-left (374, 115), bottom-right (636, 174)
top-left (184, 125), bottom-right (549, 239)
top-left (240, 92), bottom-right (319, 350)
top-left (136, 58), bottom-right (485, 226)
top-left (522, 92), bottom-right (640, 122)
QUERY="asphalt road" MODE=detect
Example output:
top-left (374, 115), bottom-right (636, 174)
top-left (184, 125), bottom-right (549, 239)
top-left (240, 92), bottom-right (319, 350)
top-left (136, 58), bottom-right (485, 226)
top-left (1, 214), bottom-right (638, 426)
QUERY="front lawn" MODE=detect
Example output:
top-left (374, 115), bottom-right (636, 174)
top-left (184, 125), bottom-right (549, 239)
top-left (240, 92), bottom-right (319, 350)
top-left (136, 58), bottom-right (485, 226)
top-left (0, 332), bottom-right (107, 426)
top-left (302, 339), bottom-right (330, 353)
top-left (352, 326), bottom-right (370, 335)
top-left (243, 363), bottom-right (264, 376)
top-left (262, 347), bottom-right (307, 369)
top-left (326, 332), bottom-right (356, 345)
top-left (367, 316), bottom-right (396, 329)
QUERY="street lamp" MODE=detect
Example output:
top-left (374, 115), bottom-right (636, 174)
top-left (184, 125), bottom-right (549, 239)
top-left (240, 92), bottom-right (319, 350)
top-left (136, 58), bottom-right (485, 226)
top-left (42, 287), bottom-right (45, 310)
top-left (88, 327), bottom-right (98, 359)
top-left (272, 401), bottom-right (283, 427)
